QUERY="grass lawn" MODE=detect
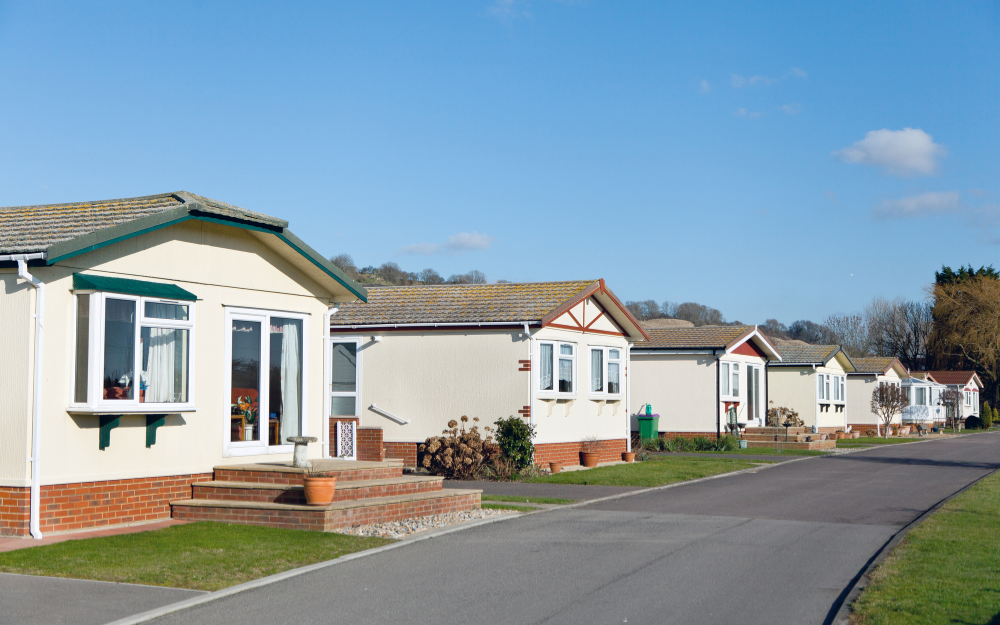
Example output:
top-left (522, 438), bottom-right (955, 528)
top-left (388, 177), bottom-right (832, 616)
top-left (481, 495), bottom-right (574, 505)
top-left (852, 471), bottom-right (1000, 624)
top-left (0, 521), bottom-right (392, 591)
top-left (481, 503), bottom-right (539, 512)
top-left (527, 456), bottom-right (762, 487)
top-left (838, 437), bottom-right (921, 447)
top-left (662, 448), bottom-right (829, 456)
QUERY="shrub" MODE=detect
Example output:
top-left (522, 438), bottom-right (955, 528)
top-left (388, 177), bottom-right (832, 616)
top-left (493, 416), bottom-right (536, 470)
top-left (669, 437), bottom-right (692, 452)
top-left (767, 402), bottom-right (804, 427)
top-left (994, 406), bottom-right (999, 428)
top-left (983, 402), bottom-right (994, 429)
top-left (419, 416), bottom-right (499, 480)
top-left (965, 416), bottom-right (983, 430)
top-left (656, 437), bottom-right (670, 451)
top-left (716, 435), bottom-right (739, 451)
top-left (690, 436), bottom-right (714, 451)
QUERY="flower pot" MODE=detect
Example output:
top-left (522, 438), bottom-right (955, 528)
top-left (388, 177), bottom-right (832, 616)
top-left (852, 432), bottom-right (860, 439)
top-left (303, 476), bottom-right (337, 506)
top-left (549, 462), bottom-right (563, 474)
top-left (622, 452), bottom-right (635, 463)
top-left (738, 439), bottom-right (748, 449)
top-left (243, 424), bottom-right (254, 442)
top-left (580, 451), bottom-right (600, 468)
top-left (837, 433), bottom-right (847, 440)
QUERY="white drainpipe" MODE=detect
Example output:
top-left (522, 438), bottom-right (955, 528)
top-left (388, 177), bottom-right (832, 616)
top-left (322, 304), bottom-right (337, 459)
top-left (626, 342), bottom-right (632, 452)
top-left (523, 322), bottom-right (534, 428)
top-left (17, 259), bottom-right (45, 540)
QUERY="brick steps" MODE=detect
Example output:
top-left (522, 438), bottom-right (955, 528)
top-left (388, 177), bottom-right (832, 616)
top-left (214, 460), bottom-right (405, 486)
top-left (171, 488), bottom-right (482, 532)
top-left (191, 475), bottom-right (444, 505)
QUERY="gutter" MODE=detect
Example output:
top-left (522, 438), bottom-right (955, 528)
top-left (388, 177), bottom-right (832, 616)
top-left (13, 257), bottom-right (45, 540)
top-left (331, 321), bottom-right (541, 330)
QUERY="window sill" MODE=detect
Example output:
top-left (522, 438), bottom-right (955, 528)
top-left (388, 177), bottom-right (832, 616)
top-left (588, 396), bottom-right (622, 402)
top-left (68, 405), bottom-right (198, 415)
top-left (537, 394), bottom-right (576, 400)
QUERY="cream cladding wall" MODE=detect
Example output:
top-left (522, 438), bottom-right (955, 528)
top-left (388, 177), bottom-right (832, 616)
top-left (630, 354), bottom-right (717, 433)
top-left (1, 220), bottom-right (336, 488)
top-left (847, 368), bottom-right (904, 427)
top-left (0, 274), bottom-right (33, 482)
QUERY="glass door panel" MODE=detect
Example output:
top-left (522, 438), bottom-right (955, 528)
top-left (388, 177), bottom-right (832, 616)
top-left (269, 318), bottom-right (303, 446)
top-left (330, 342), bottom-right (358, 416)
top-left (231, 319), bottom-right (262, 442)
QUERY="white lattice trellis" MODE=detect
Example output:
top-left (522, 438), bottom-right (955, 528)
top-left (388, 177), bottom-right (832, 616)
top-left (335, 420), bottom-right (357, 460)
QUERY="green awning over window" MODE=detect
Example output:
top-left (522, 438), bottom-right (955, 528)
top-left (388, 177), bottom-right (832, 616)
top-left (72, 274), bottom-right (197, 301)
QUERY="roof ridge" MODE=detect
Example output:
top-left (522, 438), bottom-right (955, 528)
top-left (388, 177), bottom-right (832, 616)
top-left (0, 191), bottom-right (183, 212)
top-left (359, 280), bottom-right (598, 289)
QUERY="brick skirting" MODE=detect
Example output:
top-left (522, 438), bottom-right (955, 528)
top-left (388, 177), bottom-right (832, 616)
top-left (357, 427), bottom-right (385, 462)
top-left (384, 442), bottom-right (418, 467)
top-left (0, 474), bottom-right (213, 537)
top-left (0, 487), bottom-right (29, 537)
top-left (533, 439), bottom-right (626, 467)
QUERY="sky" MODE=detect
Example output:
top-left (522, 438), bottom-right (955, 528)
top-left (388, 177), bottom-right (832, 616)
top-left (0, 1), bottom-right (997, 324)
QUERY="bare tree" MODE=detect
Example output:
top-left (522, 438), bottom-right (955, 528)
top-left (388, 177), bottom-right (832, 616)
top-left (329, 254), bottom-right (359, 279)
top-left (417, 268), bottom-right (445, 284)
top-left (939, 388), bottom-right (964, 432)
top-left (673, 302), bottom-right (725, 326)
top-left (826, 313), bottom-right (871, 358)
top-left (871, 383), bottom-right (907, 438)
top-left (866, 296), bottom-right (932, 369)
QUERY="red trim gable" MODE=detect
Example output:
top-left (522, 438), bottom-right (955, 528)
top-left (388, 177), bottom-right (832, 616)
top-left (732, 339), bottom-right (768, 359)
top-left (540, 280), bottom-right (649, 341)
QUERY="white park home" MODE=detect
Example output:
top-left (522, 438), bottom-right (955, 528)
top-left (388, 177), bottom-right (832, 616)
top-left (768, 345), bottom-right (857, 431)
top-left (846, 357), bottom-right (909, 433)
top-left (629, 326), bottom-right (781, 437)
top-left (327, 280), bottom-right (649, 467)
top-left (0, 191), bottom-right (367, 538)
top-left (901, 375), bottom-right (948, 426)
top-left (925, 371), bottom-right (983, 422)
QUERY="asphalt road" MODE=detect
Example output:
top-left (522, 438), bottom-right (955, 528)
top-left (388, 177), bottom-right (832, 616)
top-left (0, 573), bottom-right (202, 625)
top-left (142, 432), bottom-right (1000, 625)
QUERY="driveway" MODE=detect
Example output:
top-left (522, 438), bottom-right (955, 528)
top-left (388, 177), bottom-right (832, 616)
top-left (139, 432), bottom-right (1000, 625)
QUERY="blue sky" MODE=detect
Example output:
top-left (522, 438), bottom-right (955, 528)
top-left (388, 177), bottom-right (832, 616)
top-left (1, 1), bottom-right (997, 324)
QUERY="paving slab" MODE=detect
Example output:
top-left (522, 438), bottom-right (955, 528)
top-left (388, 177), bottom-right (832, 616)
top-left (0, 573), bottom-right (203, 625)
top-left (442, 479), bottom-right (640, 500)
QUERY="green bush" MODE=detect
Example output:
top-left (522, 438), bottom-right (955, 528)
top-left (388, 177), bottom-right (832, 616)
top-left (994, 406), bottom-right (999, 428)
top-left (657, 437), bottom-right (670, 451)
top-left (965, 416), bottom-right (983, 430)
top-left (716, 435), bottom-right (739, 451)
top-left (666, 437), bottom-right (691, 452)
top-left (984, 402), bottom-right (994, 429)
top-left (493, 416), bottom-right (536, 470)
top-left (690, 436), bottom-right (714, 451)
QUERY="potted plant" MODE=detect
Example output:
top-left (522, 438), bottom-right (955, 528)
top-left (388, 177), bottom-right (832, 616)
top-left (738, 439), bottom-right (748, 449)
top-left (233, 395), bottom-right (258, 442)
top-left (303, 466), bottom-right (337, 506)
top-left (549, 462), bottom-right (563, 473)
top-left (622, 451), bottom-right (635, 462)
top-left (580, 437), bottom-right (601, 467)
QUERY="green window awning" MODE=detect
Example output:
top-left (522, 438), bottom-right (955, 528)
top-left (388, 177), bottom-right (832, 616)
top-left (72, 274), bottom-right (197, 301)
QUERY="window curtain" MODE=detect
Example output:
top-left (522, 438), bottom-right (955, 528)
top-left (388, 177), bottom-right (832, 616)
top-left (540, 344), bottom-right (553, 390)
top-left (144, 327), bottom-right (176, 402)
top-left (279, 320), bottom-right (302, 443)
top-left (591, 350), bottom-right (603, 392)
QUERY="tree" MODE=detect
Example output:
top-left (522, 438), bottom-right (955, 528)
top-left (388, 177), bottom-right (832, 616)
top-left (935, 264), bottom-right (999, 285)
top-left (329, 254), bottom-right (359, 279)
top-left (787, 320), bottom-right (837, 344)
top-left (825, 313), bottom-right (871, 358)
top-left (939, 389), bottom-right (963, 432)
top-left (673, 302), bottom-right (725, 326)
top-left (624, 300), bottom-right (665, 321)
top-left (982, 401), bottom-right (993, 429)
top-left (871, 383), bottom-right (907, 438)
top-left (417, 268), bottom-right (445, 284)
top-left (927, 272), bottom-right (1000, 407)
top-left (865, 297), bottom-right (932, 370)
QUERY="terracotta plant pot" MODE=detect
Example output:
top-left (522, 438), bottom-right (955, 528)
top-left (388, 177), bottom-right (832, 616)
top-left (580, 451), bottom-right (600, 468)
top-left (837, 433), bottom-right (847, 440)
top-left (549, 462), bottom-right (563, 474)
top-left (303, 476), bottom-right (337, 506)
top-left (852, 432), bottom-right (860, 439)
top-left (622, 452), bottom-right (635, 463)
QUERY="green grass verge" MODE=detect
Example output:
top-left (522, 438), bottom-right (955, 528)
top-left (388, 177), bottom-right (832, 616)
top-left (852, 471), bottom-right (1000, 624)
top-left (481, 503), bottom-right (540, 512)
top-left (0, 521), bottom-right (392, 591)
top-left (838, 437), bottom-right (919, 447)
top-left (481, 495), bottom-right (574, 505)
top-left (527, 456), bottom-right (760, 487)
top-left (662, 448), bottom-right (829, 456)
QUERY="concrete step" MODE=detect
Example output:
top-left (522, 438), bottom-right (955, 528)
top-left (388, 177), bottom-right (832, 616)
top-left (171, 488), bottom-right (482, 532)
top-left (213, 459), bottom-right (405, 486)
top-left (191, 475), bottom-right (444, 505)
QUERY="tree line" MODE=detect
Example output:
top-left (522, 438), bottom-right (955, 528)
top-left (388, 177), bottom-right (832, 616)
top-left (330, 254), bottom-right (497, 286)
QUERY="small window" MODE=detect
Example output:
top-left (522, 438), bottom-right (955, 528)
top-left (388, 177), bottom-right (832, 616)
top-left (817, 374), bottom-right (824, 400)
top-left (721, 362), bottom-right (730, 396)
top-left (841, 377), bottom-right (845, 402)
top-left (590, 349), bottom-right (603, 393)
top-left (916, 387), bottom-right (926, 405)
top-left (539, 342), bottom-right (575, 394)
top-left (824, 375), bottom-right (830, 401)
top-left (330, 341), bottom-right (359, 417)
top-left (732, 364), bottom-right (739, 397)
top-left (74, 295), bottom-right (90, 403)
top-left (834, 375), bottom-right (840, 401)
top-left (607, 349), bottom-right (621, 394)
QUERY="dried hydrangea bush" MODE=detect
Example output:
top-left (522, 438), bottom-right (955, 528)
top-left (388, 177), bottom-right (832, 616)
top-left (419, 416), bottom-right (500, 480)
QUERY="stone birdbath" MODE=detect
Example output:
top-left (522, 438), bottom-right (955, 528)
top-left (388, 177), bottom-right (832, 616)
top-left (286, 436), bottom-right (318, 470)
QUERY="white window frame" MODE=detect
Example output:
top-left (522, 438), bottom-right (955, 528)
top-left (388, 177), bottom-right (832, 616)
top-left (965, 391), bottom-right (972, 407)
top-left (720, 361), bottom-right (740, 399)
top-left (588, 345), bottom-right (623, 399)
top-left (69, 292), bottom-right (197, 414)
top-left (537, 340), bottom-right (576, 397)
top-left (817, 372), bottom-right (824, 401)
top-left (223, 307), bottom-right (309, 458)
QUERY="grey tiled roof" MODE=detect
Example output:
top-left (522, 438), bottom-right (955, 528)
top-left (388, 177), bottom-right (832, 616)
top-left (850, 357), bottom-right (898, 375)
top-left (773, 344), bottom-right (842, 365)
top-left (330, 281), bottom-right (598, 325)
top-left (634, 326), bottom-right (755, 350)
top-left (0, 191), bottom-right (286, 254)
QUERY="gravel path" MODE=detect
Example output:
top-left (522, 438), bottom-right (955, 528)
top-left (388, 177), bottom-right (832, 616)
top-left (339, 508), bottom-right (513, 539)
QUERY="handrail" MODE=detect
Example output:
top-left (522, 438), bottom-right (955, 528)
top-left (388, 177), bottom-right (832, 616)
top-left (368, 403), bottom-right (410, 425)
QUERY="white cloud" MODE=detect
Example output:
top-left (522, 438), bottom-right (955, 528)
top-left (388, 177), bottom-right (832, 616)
top-left (731, 67), bottom-right (808, 89)
top-left (873, 191), bottom-right (961, 219)
top-left (700, 80), bottom-right (711, 94)
top-left (487, 0), bottom-right (531, 21)
top-left (734, 108), bottom-right (762, 118)
top-left (824, 190), bottom-right (836, 203)
top-left (780, 103), bottom-right (801, 115)
top-left (398, 231), bottom-right (495, 255)
top-left (834, 128), bottom-right (946, 177)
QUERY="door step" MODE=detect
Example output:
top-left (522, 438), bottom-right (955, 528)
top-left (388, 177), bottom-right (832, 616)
top-left (191, 475), bottom-right (444, 505)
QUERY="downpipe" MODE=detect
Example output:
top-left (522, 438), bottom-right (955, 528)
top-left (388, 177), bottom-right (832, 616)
top-left (18, 259), bottom-right (44, 540)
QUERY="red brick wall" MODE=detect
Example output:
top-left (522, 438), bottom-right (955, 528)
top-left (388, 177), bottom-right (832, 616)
top-left (384, 442), bottom-right (418, 467)
top-left (534, 439), bottom-right (626, 466)
top-left (0, 487), bottom-right (29, 537)
top-left (0, 474), bottom-right (212, 537)
top-left (356, 427), bottom-right (384, 462)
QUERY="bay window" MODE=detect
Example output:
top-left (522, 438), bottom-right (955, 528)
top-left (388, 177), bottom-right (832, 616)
top-left (589, 347), bottom-right (622, 397)
top-left (72, 289), bottom-right (195, 412)
top-left (539, 341), bottom-right (575, 394)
